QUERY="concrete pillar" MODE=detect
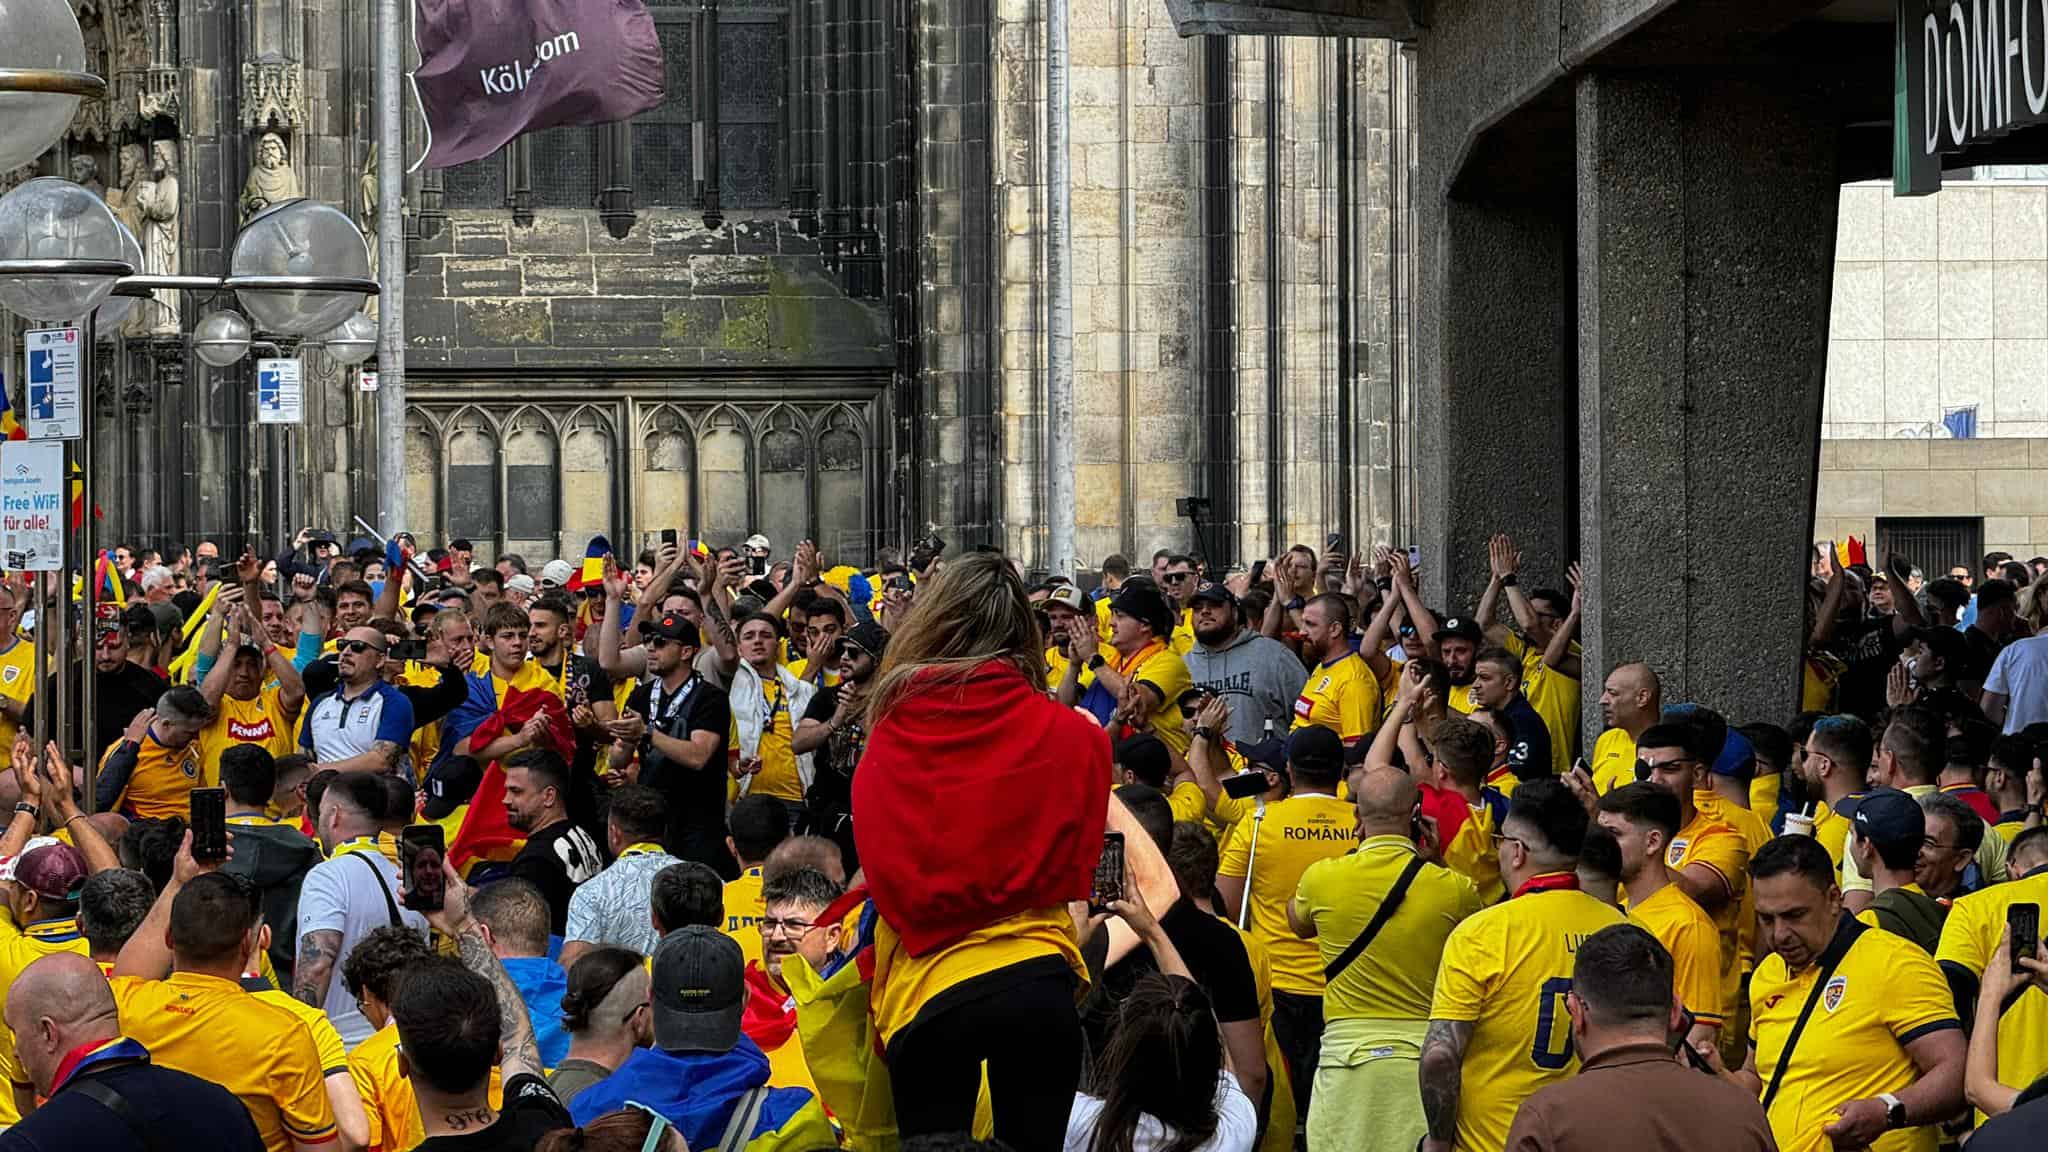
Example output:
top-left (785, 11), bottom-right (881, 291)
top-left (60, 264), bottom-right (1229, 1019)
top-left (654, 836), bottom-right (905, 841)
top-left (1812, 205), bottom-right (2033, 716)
top-left (1415, 181), bottom-right (1573, 615)
top-left (1576, 70), bottom-right (1838, 734)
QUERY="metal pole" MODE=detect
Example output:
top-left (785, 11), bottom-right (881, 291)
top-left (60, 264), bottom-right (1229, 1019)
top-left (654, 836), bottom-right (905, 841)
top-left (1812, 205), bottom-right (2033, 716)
top-left (29, 572), bottom-right (45, 774)
top-left (375, 0), bottom-right (408, 538)
top-left (78, 322), bottom-right (94, 796)
top-left (1046, 0), bottom-right (1075, 579)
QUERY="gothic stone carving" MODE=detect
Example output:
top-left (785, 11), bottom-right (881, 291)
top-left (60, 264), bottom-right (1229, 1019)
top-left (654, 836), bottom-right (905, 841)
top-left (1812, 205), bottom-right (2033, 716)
top-left (240, 131), bottom-right (301, 223)
top-left (242, 59), bottom-right (303, 132)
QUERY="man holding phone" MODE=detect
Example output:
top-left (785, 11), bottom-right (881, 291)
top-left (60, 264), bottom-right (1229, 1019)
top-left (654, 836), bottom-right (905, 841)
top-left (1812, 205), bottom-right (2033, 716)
top-left (1936, 824), bottom-right (2048, 1123)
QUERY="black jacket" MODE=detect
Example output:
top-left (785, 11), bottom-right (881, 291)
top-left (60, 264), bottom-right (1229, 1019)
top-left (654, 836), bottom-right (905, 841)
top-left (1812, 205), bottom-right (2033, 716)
top-left (221, 817), bottom-right (323, 982)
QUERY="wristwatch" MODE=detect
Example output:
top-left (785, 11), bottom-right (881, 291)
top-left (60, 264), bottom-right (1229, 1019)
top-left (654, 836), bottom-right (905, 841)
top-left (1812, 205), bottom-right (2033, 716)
top-left (12, 802), bottom-right (36, 819)
top-left (1878, 1093), bottom-right (1906, 1130)
top-left (1499, 573), bottom-right (1518, 587)
top-left (1086, 654), bottom-right (1107, 672)
top-left (1193, 726), bottom-right (1218, 742)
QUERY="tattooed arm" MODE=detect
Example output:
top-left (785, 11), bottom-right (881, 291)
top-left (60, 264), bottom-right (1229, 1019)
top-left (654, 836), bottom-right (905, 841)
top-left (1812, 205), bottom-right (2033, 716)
top-left (1418, 1018), bottom-right (1473, 1152)
top-left (294, 929), bottom-right (343, 1007)
top-left (425, 860), bottom-right (543, 1082)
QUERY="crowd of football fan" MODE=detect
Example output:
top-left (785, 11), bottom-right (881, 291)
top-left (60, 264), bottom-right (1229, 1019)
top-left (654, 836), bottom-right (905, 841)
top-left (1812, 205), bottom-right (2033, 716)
top-left (0, 528), bottom-right (2042, 1152)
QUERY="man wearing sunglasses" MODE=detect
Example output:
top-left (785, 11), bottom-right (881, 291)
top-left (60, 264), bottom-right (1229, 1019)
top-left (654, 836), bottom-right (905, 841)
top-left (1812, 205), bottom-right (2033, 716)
top-left (1160, 555), bottom-right (1200, 655)
top-left (299, 627), bottom-right (414, 777)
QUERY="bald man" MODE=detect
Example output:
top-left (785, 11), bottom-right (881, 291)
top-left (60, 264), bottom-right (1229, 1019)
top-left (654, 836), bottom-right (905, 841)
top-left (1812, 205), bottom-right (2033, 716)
top-left (1591, 663), bottom-right (1662, 794)
top-left (1290, 767), bottom-right (1486, 1152)
top-left (0, 953), bottom-right (264, 1152)
top-left (764, 834), bottom-right (846, 887)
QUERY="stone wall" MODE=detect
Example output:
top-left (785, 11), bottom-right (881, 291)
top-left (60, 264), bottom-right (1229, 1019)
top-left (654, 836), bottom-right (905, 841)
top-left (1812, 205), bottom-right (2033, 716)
top-left (1814, 437), bottom-right (2048, 561)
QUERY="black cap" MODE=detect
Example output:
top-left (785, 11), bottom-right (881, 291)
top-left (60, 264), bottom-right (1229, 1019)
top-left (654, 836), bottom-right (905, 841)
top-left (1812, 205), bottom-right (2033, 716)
top-left (421, 755), bottom-right (485, 820)
top-left (1111, 582), bottom-right (1175, 640)
top-left (1114, 732), bottom-right (1171, 783)
top-left (643, 611), bottom-right (702, 646)
top-left (1850, 787), bottom-right (1925, 851)
top-left (1287, 724), bottom-right (1344, 770)
top-left (1237, 738), bottom-right (1289, 773)
top-left (1435, 616), bottom-right (1483, 645)
top-left (1188, 582), bottom-right (1238, 609)
top-left (651, 926), bottom-right (745, 1053)
top-left (306, 528), bottom-right (337, 545)
top-left (838, 620), bottom-right (890, 662)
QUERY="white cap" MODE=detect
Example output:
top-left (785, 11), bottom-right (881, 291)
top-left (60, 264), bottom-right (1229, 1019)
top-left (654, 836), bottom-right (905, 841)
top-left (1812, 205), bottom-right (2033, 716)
top-left (744, 534), bottom-right (771, 553)
top-left (505, 574), bottom-right (537, 595)
top-left (539, 559), bottom-right (576, 588)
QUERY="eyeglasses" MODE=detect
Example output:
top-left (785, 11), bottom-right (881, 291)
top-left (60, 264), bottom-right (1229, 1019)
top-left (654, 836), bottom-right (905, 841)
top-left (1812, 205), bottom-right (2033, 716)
top-left (624, 1102), bottom-right (673, 1152)
top-left (644, 637), bottom-right (672, 649)
top-left (337, 639), bottom-right (386, 655)
top-left (1163, 572), bottom-right (1193, 583)
top-left (1491, 832), bottom-right (1529, 852)
top-left (1922, 837), bottom-right (1962, 854)
top-left (759, 916), bottom-right (821, 937)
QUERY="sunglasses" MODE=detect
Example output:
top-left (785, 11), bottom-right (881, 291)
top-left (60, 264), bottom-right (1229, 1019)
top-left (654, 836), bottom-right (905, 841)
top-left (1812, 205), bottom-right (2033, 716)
top-left (624, 1102), bottom-right (672, 1152)
top-left (337, 639), bottom-right (387, 655)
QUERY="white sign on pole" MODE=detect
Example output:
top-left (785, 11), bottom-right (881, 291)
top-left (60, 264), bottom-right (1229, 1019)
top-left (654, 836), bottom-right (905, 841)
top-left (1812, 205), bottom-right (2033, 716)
top-left (0, 441), bottom-right (65, 571)
top-left (358, 368), bottom-right (379, 392)
top-left (23, 327), bottom-right (82, 440)
top-left (256, 358), bottom-right (304, 424)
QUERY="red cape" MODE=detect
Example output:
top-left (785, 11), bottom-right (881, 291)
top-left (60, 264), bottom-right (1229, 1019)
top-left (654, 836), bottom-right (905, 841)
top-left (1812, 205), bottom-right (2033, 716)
top-left (853, 660), bottom-right (1110, 956)
top-left (449, 686), bottom-right (575, 872)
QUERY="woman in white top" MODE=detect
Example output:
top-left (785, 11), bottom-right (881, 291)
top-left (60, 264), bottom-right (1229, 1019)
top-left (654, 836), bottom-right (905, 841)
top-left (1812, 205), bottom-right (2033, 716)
top-left (1064, 888), bottom-right (1257, 1152)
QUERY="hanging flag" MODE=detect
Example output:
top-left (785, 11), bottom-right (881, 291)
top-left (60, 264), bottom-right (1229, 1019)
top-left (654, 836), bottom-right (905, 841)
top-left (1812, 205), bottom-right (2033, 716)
top-left (68, 459), bottom-right (98, 528)
top-left (411, 0), bottom-right (665, 170)
top-left (0, 384), bottom-right (26, 442)
top-left (1942, 405), bottom-right (1979, 440)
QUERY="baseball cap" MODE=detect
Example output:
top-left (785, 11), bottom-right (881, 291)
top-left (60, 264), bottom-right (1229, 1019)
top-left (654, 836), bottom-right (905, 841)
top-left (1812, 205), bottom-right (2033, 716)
top-left (1287, 725), bottom-right (1344, 771)
top-left (1850, 788), bottom-right (1925, 851)
top-left (504, 574), bottom-right (536, 596)
top-left (837, 620), bottom-right (889, 662)
top-left (1435, 616), bottom-right (1483, 645)
top-left (743, 534), bottom-right (772, 553)
top-left (642, 611), bottom-right (701, 647)
top-left (650, 926), bottom-right (745, 1053)
top-left (6, 839), bottom-right (87, 902)
top-left (1188, 582), bottom-right (1238, 609)
top-left (539, 559), bottom-right (576, 588)
top-left (1110, 582), bottom-right (1175, 640)
top-left (1114, 732), bottom-right (1171, 784)
top-left (1237, 738), bottom-right (1289, 773)
top-left (1044, 585), bottom-right (1087, 613)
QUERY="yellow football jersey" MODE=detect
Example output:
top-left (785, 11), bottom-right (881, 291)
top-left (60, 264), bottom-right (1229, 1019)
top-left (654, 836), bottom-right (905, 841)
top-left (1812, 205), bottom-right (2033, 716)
top-left (99, 729), bottom-right (203, 821)
top-left (1295, 836), bottom-right (1483, 1021)
top-left (1750, 924), bottom-right (1957, 1152)
top-left (1117, 641), bottom-right (1193, 756)
top-left (0, 915), bottom-right (90, 1124)
top-left (1590, 727), bottom-right (1638, 795)
top-left (723, 865), bottom-right (766, 969)
top-left (199, 685), bottom-right (299, 787)
top-left (1626, 883), bottom-right (1725, 1024)
top-left (1218, 793), bottom-right (1357, 996)
top-left (1936, 869), bottom-right (2048, 1124)
top-left (1291, 652), bottom-right (1380, 744)
top-left (1666, 810), bottom-right (1750, 1015)
top-left (1428, 886), bottom-right (1625, 1152)
top-left (0, 638), bottom-right (33, 753)
top-left (1502, 634), bottom-right (1577, 777)
top-left (1440, 789), bottom-right (1508, 906)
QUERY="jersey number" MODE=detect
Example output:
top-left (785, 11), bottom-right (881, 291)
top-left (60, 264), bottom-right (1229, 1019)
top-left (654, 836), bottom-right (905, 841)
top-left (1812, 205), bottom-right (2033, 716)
top-left (1530, 977), bottom-right (1573, 1070)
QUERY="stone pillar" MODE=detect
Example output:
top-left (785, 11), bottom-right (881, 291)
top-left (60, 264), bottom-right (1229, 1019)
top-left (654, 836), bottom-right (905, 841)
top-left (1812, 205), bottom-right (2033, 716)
top-left (1414, 182), bottom-right (1573, 616)
top-left (1576, 70), bottom-right (1837, 731)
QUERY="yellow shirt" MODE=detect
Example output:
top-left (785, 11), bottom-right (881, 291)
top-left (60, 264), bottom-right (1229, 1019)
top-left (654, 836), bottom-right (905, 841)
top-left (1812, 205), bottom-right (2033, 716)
top-left (0, 915), bottom-right (90, 1124)
top-left (1994, 816), bottom-right (2027, 844)
top-left (1447, 684), bottom-right (1476, 714)
top-left (1440, 789), bottom-right (1508, 905)
top-left (785, 658), bottom-right (842, 690)
top-left (199, 685), bottom-right (299, 787)
top-left (1217, 793), bottom-right (1358, 995)
top-left (1695, 791), bottom-right (1770, 977)
top-left (871, 906), bottom-right (1084, 1043)
top-left (101, 729), bottom-right (203, 820)
top-left (1294, 836), bottom-right (1483, 1020)
top-left (1166, 780), bottom-right (1210, 826)
top-left (1750, 771), bottom-right (1783, 827)
top-left (253, 989), bottom-right (351, 1078)
top-left (1428, 886), bottom-right (1626, 1152)
top-left (1590, 727), bottom-right (1638, 795)
top-left (348, 1022), bottom-right (504, 1152)
top-left (0, 638), bottom-right (33, 752)
top-left (1626, 882), bottom-right (1725, 1023)
top-left (1116, 641), bottom-right (1193, 757)
top-left (732, 681), bottom-right (802, 802)
top-left (1043, 646), bottom-right (1095, 695)
top-left (111, 971), bottom-right (337, 1152)
top-left (1503, 634), bottom-right (1578, 777)
top-left (1936, 869), bottom-right (2048, 1122)
top-left (1750, 924), bottom-right (1957, 1152)
top-left (723, 866), bottom-right (766, 969)
top-left (398, 662), bottom-right (452, 784)
top-left (1290, 652), bottom-right (1380, 744)
top-left (1666, 809), bottom-right (1750, 1013)
top-left (1169, 607), bottom-right (1197, 656)
top-left (1812, 800), bottom-right (1854, 873)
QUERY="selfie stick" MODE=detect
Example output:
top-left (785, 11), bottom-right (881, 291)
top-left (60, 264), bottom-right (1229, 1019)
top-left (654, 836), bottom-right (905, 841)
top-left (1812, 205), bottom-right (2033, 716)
top-left (1238, 797), bottom-right (1267, 930)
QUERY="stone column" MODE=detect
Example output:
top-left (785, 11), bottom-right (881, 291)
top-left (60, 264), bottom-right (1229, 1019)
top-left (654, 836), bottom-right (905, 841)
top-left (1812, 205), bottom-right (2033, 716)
top-left (1575, 69), bottom-right (1837, 733)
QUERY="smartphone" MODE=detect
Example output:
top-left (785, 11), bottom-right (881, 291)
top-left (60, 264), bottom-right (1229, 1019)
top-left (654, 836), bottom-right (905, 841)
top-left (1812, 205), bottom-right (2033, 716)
top-left (1249, 559), bottom-right (1267, 585)
top-left (662, 528), bottom-right (678, 549)
top-left (190, 788), bottom-right (228, 862)
top-left (1326, 533), bottom-right (1345, 553)
top-left (399, 825), bottom-right (447, 912)
top-left (2011, 903), bottom-right (2039, 974)
top-left (1406, 544), bottom-right (1423, 570)
top-left (747, 553), bottom-right (769, 578)
top-left (1092, 832), bottom-right (1125, 908)
top-left (1223, 772), bottom-right (1271, 800)
top-left (393, 638), bottom-right (427, 663)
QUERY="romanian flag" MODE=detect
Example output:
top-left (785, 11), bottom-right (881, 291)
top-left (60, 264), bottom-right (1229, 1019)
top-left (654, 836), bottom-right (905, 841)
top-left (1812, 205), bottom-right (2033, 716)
top-left (93, 551), bottom-right (126, 607)
top-left (0, 389), bottom-right (24, 442)
top-left (566, 535), bottom-right (611, 592)
top-left (447, 686), bottom-right (574, 872)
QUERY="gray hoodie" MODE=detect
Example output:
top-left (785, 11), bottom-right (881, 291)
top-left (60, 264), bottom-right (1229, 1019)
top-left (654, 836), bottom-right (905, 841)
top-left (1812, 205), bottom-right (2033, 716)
top-left (1184, 628), bottom-right (1309, 746)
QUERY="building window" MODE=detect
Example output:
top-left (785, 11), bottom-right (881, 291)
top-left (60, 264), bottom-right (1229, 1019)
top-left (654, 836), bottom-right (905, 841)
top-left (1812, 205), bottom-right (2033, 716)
top-left (447, 409), bottom-right (501, 543)
top-left (717, 13), bottom-right (788, 208)
top-left (1876, 517), bottom-right (1984, 582)
top-left (636, 13), bottom-right (696, 205)
top-left (504, 408), bottom-right (561, 553)
top-left (443, 155), bottom-right (504, 209)
top-left (531, 126), bottom-right (599, 208)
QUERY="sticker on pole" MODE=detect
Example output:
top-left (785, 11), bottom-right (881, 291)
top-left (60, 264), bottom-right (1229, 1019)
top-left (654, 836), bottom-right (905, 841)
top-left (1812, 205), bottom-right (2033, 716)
top-left (23, 328), bottom-right (82, 440)
top-left (358, 368), bottom-right (379, 392)
top-left (0, 441), bottom-right (65, 571)
top-left (257, 358), bottom-right (304, 424)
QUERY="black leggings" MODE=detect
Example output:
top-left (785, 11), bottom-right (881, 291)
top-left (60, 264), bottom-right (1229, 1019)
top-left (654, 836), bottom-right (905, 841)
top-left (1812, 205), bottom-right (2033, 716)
top-left (887, 958), bottom-right (1082, 1152)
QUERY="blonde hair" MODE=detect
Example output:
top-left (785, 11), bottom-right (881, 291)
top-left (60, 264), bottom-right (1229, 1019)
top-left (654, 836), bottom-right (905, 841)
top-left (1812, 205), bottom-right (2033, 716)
top-left (866, 551), bottom-right (1046, 724)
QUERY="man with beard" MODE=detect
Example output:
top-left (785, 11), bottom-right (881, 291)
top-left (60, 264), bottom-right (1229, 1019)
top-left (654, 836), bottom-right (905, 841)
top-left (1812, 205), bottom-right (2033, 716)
top-left (1292, 592), bottom-right (1380, 748)
top-left (793, 621), bottom-right (887, 872)
top-left (300, 627), bottom-right (413, 776)
top-left (741, 867), bottom-right (846, 1093)
top-left (608, 611), bottom-right (734, 875)
top-left (1042, 585), bottom-right (1095, 691)
top-left (1184, 582), bottom-right (1306, 747)
top-left (502, 748), bottom-right (603, 933)
top-left (1436, 616), bottom-right (1484, 714)
top-left (528, 594), bottom-right (614, 782)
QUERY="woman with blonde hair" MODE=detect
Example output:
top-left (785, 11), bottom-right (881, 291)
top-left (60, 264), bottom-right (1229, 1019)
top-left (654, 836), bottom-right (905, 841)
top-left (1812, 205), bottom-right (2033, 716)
top-left (854, 551), bottom-right (1113, 1152)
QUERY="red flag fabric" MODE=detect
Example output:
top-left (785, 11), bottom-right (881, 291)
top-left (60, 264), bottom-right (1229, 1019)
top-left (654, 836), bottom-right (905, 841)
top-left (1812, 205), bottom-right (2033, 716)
top-left (852, 660), bottom-right (1110, 956)
top-left (412, 0), bottom-right (665, 169)
top-left (741, 961), bottom-right (800, 1051)
top-left (449, 686), bottom-right (575, 871)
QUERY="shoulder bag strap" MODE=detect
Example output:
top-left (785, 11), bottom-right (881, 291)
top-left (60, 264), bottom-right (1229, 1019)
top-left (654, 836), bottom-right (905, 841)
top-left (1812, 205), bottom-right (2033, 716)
top-left (1323, 854), bottom-right (1426, 983)
top-left (70, 1073), bottom-right (172, 1152)
top-left (718, 1085), bottom-right (769, 1152)
top-left (347, 850), bottom-right (407, 930)
top-left (1761, 915), bottom-right (1867, 1111)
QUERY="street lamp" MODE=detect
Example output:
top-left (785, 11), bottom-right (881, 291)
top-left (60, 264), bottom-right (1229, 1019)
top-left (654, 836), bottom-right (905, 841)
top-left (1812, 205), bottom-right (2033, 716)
top-left (0, 0), bottom-right (97, 170)
top-left (91, 222), bottom-right (144, 339)
top-left (0, 178), bottom-right (131, 320)
top-left (191, 308), bottom-right (253, 367)
top-left (317, 311), bottom-right (377, 366)
top-left (230, 199), bottom-right (374, 336)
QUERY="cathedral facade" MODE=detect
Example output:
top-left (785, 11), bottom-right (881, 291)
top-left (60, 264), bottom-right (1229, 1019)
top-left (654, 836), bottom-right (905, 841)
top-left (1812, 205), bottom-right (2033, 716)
top-left (17, 0), bottom-right (1416, 573)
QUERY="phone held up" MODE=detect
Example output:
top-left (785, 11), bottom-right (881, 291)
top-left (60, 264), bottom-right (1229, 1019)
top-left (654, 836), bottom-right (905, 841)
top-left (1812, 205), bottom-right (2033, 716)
top-left (1092, 832), bottom-right (1126, 911)
top-left (2011, 902), bottom-right (2039, 975)
top-left (1222, 772), bottom-right (1271, 801)
top-left (189, 788), bottom-right (229, 862)
top-left (399, 825), bottom-right (448, 913)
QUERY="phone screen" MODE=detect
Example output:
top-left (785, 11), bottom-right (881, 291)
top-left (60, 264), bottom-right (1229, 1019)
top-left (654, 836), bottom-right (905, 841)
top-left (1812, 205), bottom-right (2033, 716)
top-left (399, 826), bottom-right (447, 912)
top-left (662, 528), bottom-right (678, 548)
top-left (1223, 772), bottom-right (1271, 800)
top-left (190, 788), bottom-right (228, 862)
top-left (1092, 832), bottom-right (1125, 908)
top-left (747, 554), bottom-right (770, 578)
top-left (2011, 903), bottom-right (2039, 974)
